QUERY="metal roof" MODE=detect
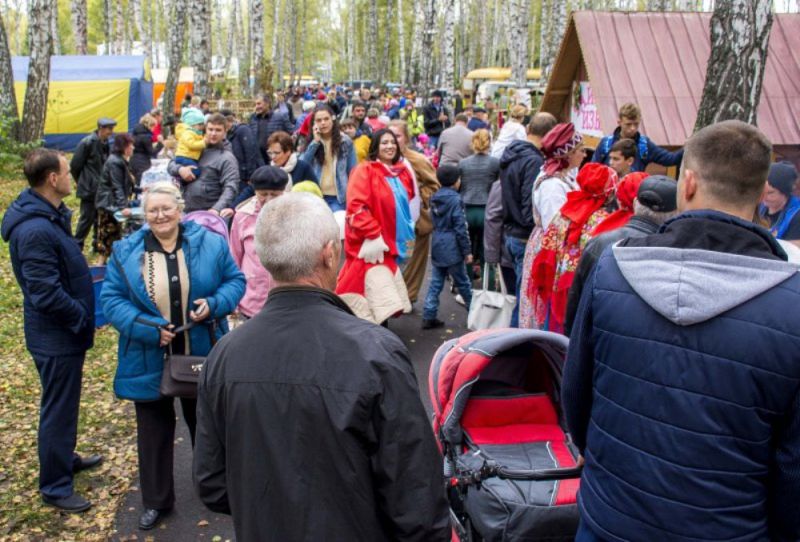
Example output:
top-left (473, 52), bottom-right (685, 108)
top-left (541, 11), bottom-right (800, 146)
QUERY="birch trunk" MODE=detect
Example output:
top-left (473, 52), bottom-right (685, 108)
top-left (276, 0), bottom-right (285, 86)
top-left (368, 0), bottom-right (378, 81)
top-left (509, 0), bottom-right (530, 87)
top-left (164, 0), bottom-right (188, 117)
top-left (382, 0), bottom-right (394, 83)
top-left (251, 0), bottom-right (266, 92)
top-left (478, 0), bottom-right (488, 67)
top-left (0, 9), bottom-right (20, 139)
top-left (647, 0), bottom-right (671, 9)
top-left (270, 0), bottom-right (279, 82)
top-left (398, 0), bottom-right (406, 83)
top-left (441, 0), bottom-right (456, 92)
top-left (21, 0), bottom-right (52, 142)
top-left (72, 0), bottom-right (88, 55)
top-left (189, 0), bottom-right (211, 97)
top-left (115, 0), bottom-right (124, 54)
top-left (103, 0), bottom-right (113, 54)
top-left (288, 0), bottom-right (297, 85)
top-left (540, 0), bottom-right (565, 82)
top-left (132, 0), bottom-right (152, 66)
top-left (409, 0), bottom-right (423, 84)
top-left (237, 0), bottom-right (249, 92)
top-left (694, 0), bottom-right (772, 130)
top-left (50, 4), bottom-right (60, 55)
top-left (419, 0), bottom-right (437, 98)
top-left (298, 0), bottom-right (306, 81)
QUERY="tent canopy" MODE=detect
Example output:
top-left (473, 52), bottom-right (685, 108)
top-left (12, 55), bottom-right (153, 151)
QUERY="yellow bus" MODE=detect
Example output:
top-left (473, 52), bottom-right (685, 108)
top-left (462, 67), bottom-right (543, 105)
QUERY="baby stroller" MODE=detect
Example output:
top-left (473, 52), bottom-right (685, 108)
top-left (429, 329), bottom-right (582, 541)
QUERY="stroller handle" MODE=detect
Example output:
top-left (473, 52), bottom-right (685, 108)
top-left (495, 465), bottom-right (582, 481)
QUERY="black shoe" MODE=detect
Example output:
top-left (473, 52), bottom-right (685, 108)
top-left (139, 508), bottom-right (170, 530)
top-left (73, 454), bottom-right (103, 473)
top-left (421, 318), bottom-right (445, 330)
top-left (42, 493), bottom-right (92, 513)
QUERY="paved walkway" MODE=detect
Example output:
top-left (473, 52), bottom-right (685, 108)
top-left (112, 272), bottom-right (471, 541)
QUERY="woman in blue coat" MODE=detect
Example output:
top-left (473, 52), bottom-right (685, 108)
top-left (100, 182), bottom-right (244, 530)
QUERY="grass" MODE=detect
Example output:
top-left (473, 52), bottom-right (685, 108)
top-left (0, 177), bottom-right (138, 540)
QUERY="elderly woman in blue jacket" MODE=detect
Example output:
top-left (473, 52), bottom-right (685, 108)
top-left (100, 182), bottom-right (244, 531)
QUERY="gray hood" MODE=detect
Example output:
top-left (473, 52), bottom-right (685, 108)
top-left (612, 245), bottom-right (798, 326)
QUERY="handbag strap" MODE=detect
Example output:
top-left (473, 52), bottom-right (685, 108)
top-left (482, 263), bottom-right (508, 296)
top-left (166, 319), bottom-right (218, 355)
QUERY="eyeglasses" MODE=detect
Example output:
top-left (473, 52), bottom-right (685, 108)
top-left (145, 206), bottom-right (179, 218)
top-left (266, 151), bottom-right (282, 157)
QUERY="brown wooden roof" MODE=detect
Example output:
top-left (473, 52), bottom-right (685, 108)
top-left (540, 11), bottom-right (800, 146)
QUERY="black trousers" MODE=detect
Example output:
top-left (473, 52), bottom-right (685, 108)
top-left (75, 197), bottom-right (97, 249)
top-left (134, 397), bottom-right (197, 510)
top-left (31, 352), bottom-right (85, 499)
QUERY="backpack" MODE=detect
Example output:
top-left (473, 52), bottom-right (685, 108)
top-left (599, 134), bottom-right (649, 164)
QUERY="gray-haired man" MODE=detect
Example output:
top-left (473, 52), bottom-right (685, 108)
top-left (194, 193), bottom-right (449, 542)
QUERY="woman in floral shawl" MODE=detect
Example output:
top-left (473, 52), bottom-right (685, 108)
top-left (518, 123), bottom-right (585, 328)
top-left (526, 163), bottom-right (619, 333)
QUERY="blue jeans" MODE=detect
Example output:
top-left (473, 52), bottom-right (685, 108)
top-left (428, 135), bottom-right (440, 149)
top-left (174, 156), bottom-right (201, 178)
top-left (423, 263), bottom-right (472, 320)
top-left (505, 236), bottom-right (527, 327)
top-left (324, 195), bottom-right (345, 212)
top-left (32, 353), bottom-right (85, 498)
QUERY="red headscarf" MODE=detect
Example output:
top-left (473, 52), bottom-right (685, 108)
top-left (541, 123), bottom-right (583, 177)
top-left (592, 172), bottom-right (649, 236)
top-left (560, 163), bottom-right (619, 245)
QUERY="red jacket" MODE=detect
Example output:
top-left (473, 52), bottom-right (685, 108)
top-left (337, 161), bottom-right (415, 297)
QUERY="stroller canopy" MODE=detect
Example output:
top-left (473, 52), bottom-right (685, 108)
top-left (429, 329), bottom-right (569, 446)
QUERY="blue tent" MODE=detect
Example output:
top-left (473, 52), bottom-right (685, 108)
top-left (13, 55), bottom-right (153, 151)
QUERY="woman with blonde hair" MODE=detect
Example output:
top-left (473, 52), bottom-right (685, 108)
top-left (458, 128), bottom-right (500, 276)
top-left (131, 113), bottom-right (164, 183)
top-left (490, 104), bottom-right (528, 159)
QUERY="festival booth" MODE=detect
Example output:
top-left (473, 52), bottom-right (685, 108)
top-left (12, 55), bottom-right (153, 152)
top-left (540, 11), bottom-right (800, 170)
top-left (152, 67), bottom-right (194, 114)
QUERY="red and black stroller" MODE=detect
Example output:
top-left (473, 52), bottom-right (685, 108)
top-left (429, 329), bottom-right (582, 541)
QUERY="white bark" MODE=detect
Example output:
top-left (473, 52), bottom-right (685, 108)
top-left (0, 8), bottom-right (20, 138)
top-left (508, 0), bottom-right (530, 87)
top-left (21, 0), bottom-right (52, 142)
top-left (237, 0), bottom-right (249, 91)
top-left (164, 0), bottom-right (188, 117)
top-left (288, 0), bottom-right (297, 85)
top-left (276, 0), bottom-right (285, 86)
top-left (398, 0), bottom-right (406, 83)
top-left (383, 0), bottom-right (394, 82)
top-left (115, 0), bottom-right (124, 54)
top-left (540, 0), bottom-right (566, 82)
top-left (694, 0), bottom-right (772, 130)
top-left (103, 0), bottom-right (113, 54)
top-left (50, 4), bottom-right (60, 55)
top-left (368, 0), bottom-right (378, 80)
top-left (442, 0), bottom-right (456, 91)
top-left (189, 0), bottom-right (211, 97)
top-left (420, 0), bottom-right (437, 96)
top-left (251, 0), bottom-right (266, 91)
top-left (270, 0), bottom-right (279, 82)
top-left (72, 0), bottom-right (88, 55)
top-left (647, 0), bottom-right (672, 9)
top-left (132, 0), bottom-right (152, 66)
top-left (409, 0), bottom-right (423, 84)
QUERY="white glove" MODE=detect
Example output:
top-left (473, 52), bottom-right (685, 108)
top-left (358, 235), bottom-right (389, 264)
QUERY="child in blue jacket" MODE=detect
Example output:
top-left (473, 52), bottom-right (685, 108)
top-left (422, 164), bottom-right (473, 329)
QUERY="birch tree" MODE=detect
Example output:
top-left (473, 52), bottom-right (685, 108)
top-left (398, 0), bottom-right (406, 83)
top-left (441, 0), bottom-right (456, 92)
top-left (270, 0), bottom-right (280, 83)
top-left (189, 0), bottom-right (211, 97)
top-left (368, 0), bottom-right (378, 80)
top-left (694, 0), bottom-right (772, 130)
top-left (50, 6), bottom-right (60, 55)
top-left (647, 0), bottom-right (671, 9)
top-left (164, 0), bottom-right (188, 117)
top-left (509, 0), bottom-right (531, 87)
top-left (251, 0), bottom-right (266, 92)
top-left (132, 0), bottom-right (152, 67)
top-left (0, 9), bottom-right (19, 139)
top-left (115, 0), bottom-right (124, 53)
top-left (419, 0), bottom-right (437, 97)
top-left (287, 0), bottom-right (297, 84)
top-left (540, 0), bottom-right (567, 82)
top-left (382, 0), bottom-right (394, 83)
top-left (103, 0), bottom-right (113, 54)
top-left (21, 0), bottom-right (52, 142)
top-left (409, 0), bottom-right (423, 84)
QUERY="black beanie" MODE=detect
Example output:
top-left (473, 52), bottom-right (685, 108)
top-left (251, 166), bottom-right (289, 191)
top-left (437, 164), bottom-right (461, 187)
top-left (767, 161), bottom-right (798, 198)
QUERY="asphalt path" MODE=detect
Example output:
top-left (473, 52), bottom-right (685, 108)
top-left (112, 268), bottom-right (471, 541)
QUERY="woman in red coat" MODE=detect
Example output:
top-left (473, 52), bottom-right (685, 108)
top-left (337, 129), bottom-right (416, 324)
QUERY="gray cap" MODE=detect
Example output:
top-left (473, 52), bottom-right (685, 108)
top-left (637, 175), bottom-right (677, 212)
top-left (97, 117), bottom-right (117, 128)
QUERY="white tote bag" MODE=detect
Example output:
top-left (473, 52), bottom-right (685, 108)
top-left (467, 264), bottom-right (517, 330)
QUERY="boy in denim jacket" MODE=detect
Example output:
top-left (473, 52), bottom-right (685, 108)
top-left (422, 164), bottom-right (473, 329)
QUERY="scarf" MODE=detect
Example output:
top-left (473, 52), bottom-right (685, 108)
top-left (592, 172), bottom-right (649, 236)
top-left (560, 163), bottom-right (618, 245)
top-left (541, 123), bottom-right (583, 177)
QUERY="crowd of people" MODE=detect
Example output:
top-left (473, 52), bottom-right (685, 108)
top-left (3, 80), bottom-right (800, 542)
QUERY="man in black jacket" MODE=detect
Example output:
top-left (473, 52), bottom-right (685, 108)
top-left (71, 117), bottom-right (115, 250)
top-left (499, 112), bottom-right (556, 326)
top-left (564, 175), bottom-right (677, 335)
top-left (222, 110), bottom-right (265, 196)
top-left (249, 94), bottom-right (295, 164)
top-left (194, 193), bottom-right (450, 542)
top-left (1, 149), bottom-right (102, 513)
top-left (423, 90), bottom-right (451, 147)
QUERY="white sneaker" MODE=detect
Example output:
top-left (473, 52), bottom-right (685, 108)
top-left (454, 294), bottom-right (465, 306)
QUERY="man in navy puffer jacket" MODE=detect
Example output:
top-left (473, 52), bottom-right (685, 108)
top-left (1, 149), bottom-right (100, 513)
top-left (564, 120), bottom-right (800, 542)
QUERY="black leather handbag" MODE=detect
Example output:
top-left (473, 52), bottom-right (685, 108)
top-left (159, 321), bottom-right (216, 398)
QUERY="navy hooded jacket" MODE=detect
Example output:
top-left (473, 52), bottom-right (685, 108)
top-left (499, 139), bottom-right (544, 240)
top-left (563, 211), bottom-right (800, 542)
top-left (1, 188), bottom-right (94, 356)
top-left (430, 187), bottom-right (471, 268)
top-left (591, 127), bottom-right (683, 172)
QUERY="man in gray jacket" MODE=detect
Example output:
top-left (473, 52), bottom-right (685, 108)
top-left (168, 113), bottom-right (240, 215)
